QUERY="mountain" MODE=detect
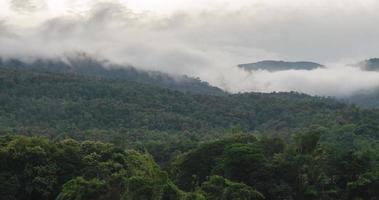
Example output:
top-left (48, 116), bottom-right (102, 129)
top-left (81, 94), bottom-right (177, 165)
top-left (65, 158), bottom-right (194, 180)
top-left (357, 58), bottom-right (379, 71)
top-left (0, 66), bottom-right (364, 134)
top-left (238, 60), bottom-right (324, 71)
top-left (0, 55), bottom-right (226, 96)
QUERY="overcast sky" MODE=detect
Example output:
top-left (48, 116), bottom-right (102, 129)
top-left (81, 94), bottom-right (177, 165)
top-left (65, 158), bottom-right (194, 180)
top-left (1, 0), bottom-right (379, 96)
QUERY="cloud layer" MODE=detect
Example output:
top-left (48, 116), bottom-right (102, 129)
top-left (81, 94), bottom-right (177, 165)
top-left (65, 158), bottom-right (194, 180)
top-left (1, 0), bottom-right (379, 96)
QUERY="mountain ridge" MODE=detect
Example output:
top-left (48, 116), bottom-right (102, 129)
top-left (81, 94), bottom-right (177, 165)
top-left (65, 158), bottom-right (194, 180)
top-left (0, 55), bottom-right (226, 96)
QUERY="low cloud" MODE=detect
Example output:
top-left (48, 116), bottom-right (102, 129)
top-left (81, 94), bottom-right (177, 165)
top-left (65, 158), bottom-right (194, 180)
top-left (10, 0), bottom-right (46, 13)
top-left (234, 65), bottom-right (379, 97)
top-left (1, 0), bottom-right (379, 97)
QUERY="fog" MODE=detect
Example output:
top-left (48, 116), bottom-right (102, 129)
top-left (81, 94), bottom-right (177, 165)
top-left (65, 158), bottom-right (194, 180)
top-left (1, 0), bottom-right (379, 96)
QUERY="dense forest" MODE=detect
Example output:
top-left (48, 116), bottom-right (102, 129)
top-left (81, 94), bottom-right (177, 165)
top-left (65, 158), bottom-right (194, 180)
top-left (0, 56), bottom-right (225, 96)
top-left (0, 64), bottom-right (379, 200)
top-left (1, 66), bottom-right (371, 134)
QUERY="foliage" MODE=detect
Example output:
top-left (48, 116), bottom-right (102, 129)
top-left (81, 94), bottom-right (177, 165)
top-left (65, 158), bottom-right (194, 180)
top-left (0, 67), bottom-right (362, 134)
top-left (0, 56), bottom-right (226, 96)
top-left (0, 136), bottom-right (185, 200)
top-left (170, 129), bottom-right (379, 200)
top-left (201, 175), bottom-right (264, 200)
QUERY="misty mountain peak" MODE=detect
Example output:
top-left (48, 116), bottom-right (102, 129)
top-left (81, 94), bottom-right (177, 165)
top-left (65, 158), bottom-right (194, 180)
top-left (359, 58), bottom-right (379, 71)
top-left (238, 60), bottom-right (324, 72)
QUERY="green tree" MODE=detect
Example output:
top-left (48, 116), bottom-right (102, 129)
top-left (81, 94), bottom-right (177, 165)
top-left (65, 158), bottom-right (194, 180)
top-left (201, 176), bottom-right (264, 200)
top-left (56, 177), bottom-right (107, 200)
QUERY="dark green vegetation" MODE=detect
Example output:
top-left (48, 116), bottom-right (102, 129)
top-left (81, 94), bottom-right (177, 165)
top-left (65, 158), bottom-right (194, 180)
top-left (171, 130), bottom-right (379, 200)
top-left (344, 89), bottom-right (379, 109)
top-left (0, 136), bottom-right (183, 200)
top-left (238, 60), bottom-right (323, 72)
top-left (0, 135), bottom-right (268, 200)
top-left (1, 63), bottom-right (379, 200)
top-left (0, 66), bottom-right (366, 134)
top-left (0, 55), bottom-right (225, 96)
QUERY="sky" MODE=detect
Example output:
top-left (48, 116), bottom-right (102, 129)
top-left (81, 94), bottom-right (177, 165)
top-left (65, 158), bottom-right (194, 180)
top-left (1, 0), bottom-right (379, 96)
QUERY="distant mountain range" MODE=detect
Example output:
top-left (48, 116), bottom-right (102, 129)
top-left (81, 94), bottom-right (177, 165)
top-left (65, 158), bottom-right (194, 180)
top-left (236, 59), bottom-right (379, 108)
top-left (238, 60), bottom-right (324, 72)
top-left (0, 55), bottom-right (226, 96)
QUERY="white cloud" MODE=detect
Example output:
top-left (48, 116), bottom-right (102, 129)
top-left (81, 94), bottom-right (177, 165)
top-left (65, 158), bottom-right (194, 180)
top-left (1, 0), bottom-right (379, 97)
top-left (234, 66), bottom-right (379, 97)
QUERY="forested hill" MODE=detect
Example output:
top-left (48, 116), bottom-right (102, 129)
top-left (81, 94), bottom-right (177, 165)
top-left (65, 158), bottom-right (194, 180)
top-left (0, 55), bottom-right (226, 96)
top-left (1, 65), bottom-right (379, 200)
top-left (0, 66), bottom-right (370, 135)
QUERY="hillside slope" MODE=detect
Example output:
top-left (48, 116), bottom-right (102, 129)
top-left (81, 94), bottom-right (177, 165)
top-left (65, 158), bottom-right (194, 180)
top-left (0, 56), bottom-right (226, 96)
top-left (0, 67), bottom-right (371, 135)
